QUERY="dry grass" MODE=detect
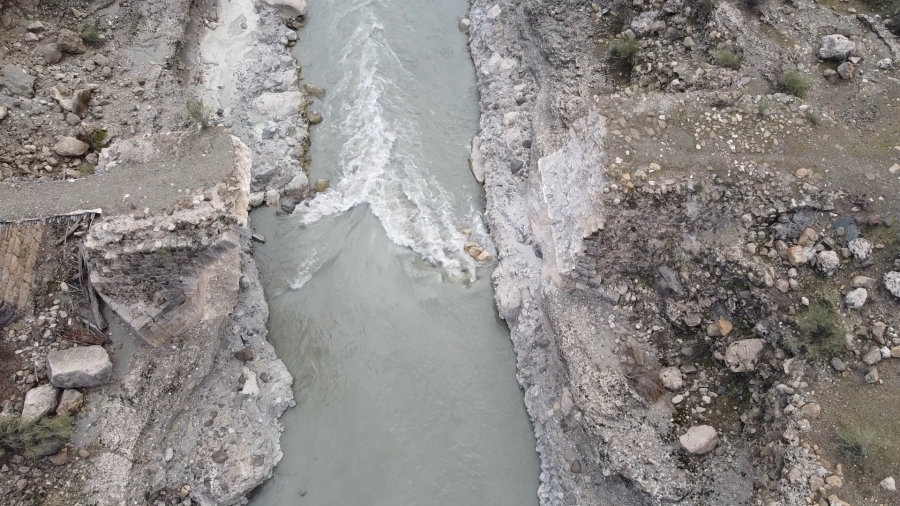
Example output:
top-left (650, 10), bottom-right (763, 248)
top-left (0, 416), bottom-right (74, 460)
top-left (624, 363), bottom-right (666, 402)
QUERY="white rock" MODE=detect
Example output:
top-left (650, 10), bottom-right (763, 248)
top-left (241, 367), bottom-right (260, 397)
top-left (659, 366), bottom-right (683, 390)
top-left (880, 476), bottom-right (896, 492)
top-left (844, 288), bottom-right (867, 310)
top-left (847, 238), bottom-right (873, 262)
top-left (21, 384), bottom-right (59, 422)
top-left (885, 271), bottom-right (900, 298)
top-left (248, 191), bottom-right (265, 207)
top-left (264, 189), bottom-right (280, 207)
top-left (165, 447), bottom-right (174, 462)
top-left (679, 425), bottom-right (718, 454)
top-left (47, 345), bottom-right (112, 388)
top-left (487, 5), bottom-right (502, 19)
top-left (724, 339), bottom-right (765, 373)
top-left (458, 18), bottom-right (471, 33)
top-left (816, 250), bottom-right (840, 276)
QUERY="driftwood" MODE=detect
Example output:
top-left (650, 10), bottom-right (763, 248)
top-left (78, 243), bottom-right (107, 331)
top-left (55, 216), bottom-right (83, 246)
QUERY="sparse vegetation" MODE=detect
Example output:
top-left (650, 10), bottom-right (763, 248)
top-left (624, 364), bottom-right (666, 402)
top-left (693, 0), bottom-right (717, 21)
top-left (607, 39), bottom-right (641, 74)
top-left (0, 416), bottom-right (74, 460)
top-left (790, 295), bottom-right (842, 358)
top-left (804, 110), bottom-right (822, 126)
top-left (836, 422), bottom-right (876, 461)
top-left (79, 21), bottom-right (103, 45)
top-left (76, 162), bottom-right (96, 177)
top-left (88, 128), bottom-right (107, 151)
top-left (715, 49), bottom-right (742, 69)
top-left (778, 71), bottom-right (810, 98)
top-left (186, 98), bottom-right (212, 129)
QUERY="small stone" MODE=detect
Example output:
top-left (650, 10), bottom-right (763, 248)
top-left (41, 43), bottom-right (62, 64)
top-left (77, 448), bottom-right (90, 458)
top-left (659, 367), bottom-right (683, 390)
top-left (826, 475), bottom-right (843, 488)
top-left (211, 449), bottom-right (228, 464)
top-left (165, 447), bottom-right (174, 462)
top-left (864, 367), bottom-right (879, 384)
top-left (863, 347), bottom-right (882, 365)
top-left (672, 394), bottom-right (684, 404)
top-left (816, 251), bottom-right (840, 276)
top-left (786, 246), bottom-right (809, 266)
top-left (248, 192), bottom-right (265, 207)
top-left (487, 4), bottom-right (502, 19)
top-left (56, 389), bottom-right (83, 416)
top-left (314, 178), bottom-right (330, 192)
top-left (57, 29), bottom-right (87, 54)
top-left (27, 21), bottom-right (45, 32)
top-left (683, 314), bottom-right (701, 327)
top-left (47, 345), bottom-right (112, 388)
top-left (880, 476), bottom-right (896, 492)
top-left (679, 425), bottom-right (718, 454)
top-left (21, 384), bottom-right (59, 422)
top-left (796, 227), bottom-right (818, 247)
top-left (884, 272), bottom-right (900, 298)
top-left (724, 339), bottom-right (764, 372)
top-left (795, 167), bottom-right (810, 178)
top-left (837, 61), bottom-right (855, 80)
top-left (251, 234), bottom-right (265, 244)
top-left (306, 110), bottom-right (323, 124)
top-left (233, 347), bottom-right (254, 362)
top-left (458, 18), bottom-right (471, 33)
top-left (851, 275), bottom-right (876, 289)
top-left (844, 288), bottom-right (867, 310)
top-left (265, 189), bottom-right (280, 207)
top-left (830, 357), bottom-right (846, 372)
top-left (48, 450), bottom-right (68, 466)
top-left (847, 238), bottom-right (872, 262)
top-left (570, 460), bottom-right (582, 473)
top-left (716, 318), bottom-right (733, 337)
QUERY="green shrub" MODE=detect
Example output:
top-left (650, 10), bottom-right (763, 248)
top-left (693, 0), bottom-right (717, 21)
top-left (186, 99), bottom-right (212, 129)
top-left (715, 49), bottom-right (742, 69)
top-left (791, 296), bottom-right (842, 358)
top-left (837, 422), bottom-right (876, 461)
top-left (88, 128), bottom-right (107, 151)
top-left (608, 40), bottom-right (641, 74)
top-left (76, 162), bottom-right (96, 177)
top-left (779, 71), bottom-right (810, 98)
top-left (0, 416), bottom-right (74, 460)
top-left (80, 22), bottom-right (103, 45)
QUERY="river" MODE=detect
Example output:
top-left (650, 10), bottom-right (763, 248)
top-left (248, 0), bottom-right (540, 504)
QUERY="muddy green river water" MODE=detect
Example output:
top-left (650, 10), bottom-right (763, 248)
top-left (248, 1), bottom-right (540, 504)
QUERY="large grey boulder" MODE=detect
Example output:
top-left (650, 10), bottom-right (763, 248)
top-left (818, 34), bottom-right (856, 61)
top-left (47, 345), bottom-right (112, 388)
top-left (21, 384), bottom-right (59, 422)
top-left (0, 65), bottom-right (36, 98)
top-left (680, 425), bottom-right (718, 454)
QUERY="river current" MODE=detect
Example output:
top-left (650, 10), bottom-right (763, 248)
top-left (249, 1), bottom-right (540, 504)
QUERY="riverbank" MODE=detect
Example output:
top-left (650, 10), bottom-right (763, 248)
top-left (469, 1), bottom-right (900, 505)
top-left (0, 0), bottom-right (311, 503)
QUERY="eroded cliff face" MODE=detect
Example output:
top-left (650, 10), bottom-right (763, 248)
top-left (76, 131), bottom-right (293, 505)
top-left (468, 1), bottom-right (900, 505)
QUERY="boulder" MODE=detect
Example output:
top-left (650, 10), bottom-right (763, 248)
top-left (282, 173), bottom-right (310, 201)
top-left (58, 29), bottom-right (87, 54)
top-left (724, 339), bottom-right (764, 372)
top-left (53, 137), bottom-right (90, 157)
top-left (851, 275), bottom-right (876, 289)
top-left (47, 345), bottom-right (112, 388)
top-left (885, 271), bottom-right (900, 298)
top-left (248, 191), bottom-right (265, 207)
top-left (56, 389), bottom-right (84, 416)
top-left (313, 178), bottom-right (330, 192)
top-left (844, 288), bottom-right (867, 310)
top-left (679, 425), bottom-right (718, 454)
top-left (21, 385), bottom-right (59, 422)
top-left (0, 65), bottom-right (36, 98)
top-left (818, 34), bottom-right (855, 61)
top-left (786, 245), bottom-right (808, 266)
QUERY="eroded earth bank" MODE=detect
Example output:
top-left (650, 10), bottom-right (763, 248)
top-left (466, 0), bottom-right (900, 505)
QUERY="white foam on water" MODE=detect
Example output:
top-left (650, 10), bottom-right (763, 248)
top-left (291, 7), bottom-right (479, 280)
